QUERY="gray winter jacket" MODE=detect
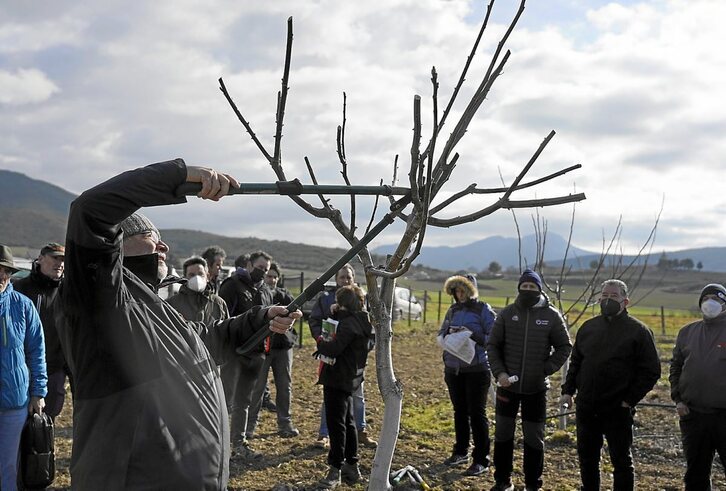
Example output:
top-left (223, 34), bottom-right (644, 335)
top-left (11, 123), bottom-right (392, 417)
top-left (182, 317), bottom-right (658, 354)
top-left (487, 295), bottom-right (571, 394)
top-left (670, 313), bottom-right (726, 411)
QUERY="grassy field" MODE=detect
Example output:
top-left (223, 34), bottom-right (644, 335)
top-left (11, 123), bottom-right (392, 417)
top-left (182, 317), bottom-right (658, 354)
top-left (49, 306), bottom-right (713, 490)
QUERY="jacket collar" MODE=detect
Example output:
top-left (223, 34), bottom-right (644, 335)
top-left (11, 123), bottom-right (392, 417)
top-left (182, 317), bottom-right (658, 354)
top-left (30, 262), bottom-right (62, 289)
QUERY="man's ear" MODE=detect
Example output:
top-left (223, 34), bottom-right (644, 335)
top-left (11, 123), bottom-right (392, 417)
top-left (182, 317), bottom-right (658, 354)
top-left (623, 298), bottom-right (630, 308)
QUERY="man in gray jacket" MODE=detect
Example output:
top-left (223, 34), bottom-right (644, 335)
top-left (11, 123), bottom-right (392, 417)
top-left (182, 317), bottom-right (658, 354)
top-left (487, 269), bottom-right (571, 491)
top-left (670, 283), bottom-right (726, 490)
top-left (60, 160), bottom-right (300, 490)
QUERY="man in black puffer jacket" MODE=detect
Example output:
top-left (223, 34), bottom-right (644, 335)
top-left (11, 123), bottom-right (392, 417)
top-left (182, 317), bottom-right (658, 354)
top-left (562, 279), bottom-right (660, 491)
top-left (487, 269), bottom-right (571, 491)
top-left (14, 242), bottom-right (69, 419)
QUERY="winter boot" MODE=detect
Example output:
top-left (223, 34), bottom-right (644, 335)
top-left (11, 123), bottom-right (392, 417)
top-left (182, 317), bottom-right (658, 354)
top-left (341, 462), bottom-right (362, 484)
top-left (317, 466), bottom-right (341, 489)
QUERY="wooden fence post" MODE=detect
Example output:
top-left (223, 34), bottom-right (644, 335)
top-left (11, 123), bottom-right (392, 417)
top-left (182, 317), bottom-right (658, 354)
top-left (423, 290), bottom-right (427, 324)
top-left (299, 272), bottom-right (305, 348)
top-left (437, 290), bottom-right (442, 323)
top-left (661, 306), bottom-right (666, 335)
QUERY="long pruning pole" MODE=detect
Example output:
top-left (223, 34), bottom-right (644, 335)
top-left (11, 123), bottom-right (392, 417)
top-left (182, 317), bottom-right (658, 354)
top-left (235, 194), bottom-right (413, 356)
top-left (175, 178), bottom-right (410, 198)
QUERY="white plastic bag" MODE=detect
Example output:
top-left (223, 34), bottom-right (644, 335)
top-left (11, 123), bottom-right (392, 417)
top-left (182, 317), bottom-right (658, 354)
top-left (443, 328), bottom-right (476, 364)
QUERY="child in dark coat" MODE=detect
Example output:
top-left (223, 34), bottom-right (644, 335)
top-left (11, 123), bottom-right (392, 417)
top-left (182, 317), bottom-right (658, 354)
top-left (315, 285), bottom-right (374, 489)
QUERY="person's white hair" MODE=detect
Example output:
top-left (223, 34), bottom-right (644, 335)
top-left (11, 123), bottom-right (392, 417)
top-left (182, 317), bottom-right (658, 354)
top-left (601, 279), bottom-right (628, 298)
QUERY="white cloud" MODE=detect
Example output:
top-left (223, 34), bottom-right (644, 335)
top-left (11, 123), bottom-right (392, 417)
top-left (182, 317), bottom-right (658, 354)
top-left (0, 68), bottom-right (59, 104)
top-left (2, 0), bottom-right (725, 257)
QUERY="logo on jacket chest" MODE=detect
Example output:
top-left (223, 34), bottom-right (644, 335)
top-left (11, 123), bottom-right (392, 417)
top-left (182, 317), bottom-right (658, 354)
top-left (535, 319), bottom-right (549, 326)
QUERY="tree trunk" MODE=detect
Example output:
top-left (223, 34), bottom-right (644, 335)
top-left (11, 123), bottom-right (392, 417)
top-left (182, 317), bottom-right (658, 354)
top-left (367, 276), bottom-right (403, 490)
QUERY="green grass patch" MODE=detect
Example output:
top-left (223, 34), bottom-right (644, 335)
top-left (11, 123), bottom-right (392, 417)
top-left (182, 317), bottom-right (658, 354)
top-left (402, 400), bottom-right (453, 435)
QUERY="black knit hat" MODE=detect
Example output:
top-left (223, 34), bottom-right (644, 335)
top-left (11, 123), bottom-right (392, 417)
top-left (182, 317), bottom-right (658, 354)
top-left (518, 268), bottom-right (543, 292)
top-left (699, 283), bottom-right (726, 305)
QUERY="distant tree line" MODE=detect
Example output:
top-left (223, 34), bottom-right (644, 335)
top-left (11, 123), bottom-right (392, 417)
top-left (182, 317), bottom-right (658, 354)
top-left (655, 253), bottom-right (702, 271)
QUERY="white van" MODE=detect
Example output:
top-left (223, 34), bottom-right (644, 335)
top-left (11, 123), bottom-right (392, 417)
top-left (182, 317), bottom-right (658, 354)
top-left (393, 286), bottom-right (423, 321)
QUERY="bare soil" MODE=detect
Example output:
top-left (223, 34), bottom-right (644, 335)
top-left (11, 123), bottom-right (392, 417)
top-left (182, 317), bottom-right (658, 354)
top-left (52, 327), bottom-right (725, 490)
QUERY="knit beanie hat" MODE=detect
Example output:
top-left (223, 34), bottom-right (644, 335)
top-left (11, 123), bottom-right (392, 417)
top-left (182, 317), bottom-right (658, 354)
top-left (120, 212), bottom-right (160, 241)
top-left (518, 268), bottom-right (543, 292)
top-left (699, 283), bottom-right (726, 305)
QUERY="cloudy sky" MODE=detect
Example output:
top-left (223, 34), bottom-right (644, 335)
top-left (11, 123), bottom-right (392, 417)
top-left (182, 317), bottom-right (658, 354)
top-left (2, 0), bottom-right (724, 254)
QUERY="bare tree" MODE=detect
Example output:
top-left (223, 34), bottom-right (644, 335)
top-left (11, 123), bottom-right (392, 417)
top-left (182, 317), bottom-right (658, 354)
top-left (523, 200), bottom-right (664, 329)
top-left (220, 3), bottom-right (585, 488)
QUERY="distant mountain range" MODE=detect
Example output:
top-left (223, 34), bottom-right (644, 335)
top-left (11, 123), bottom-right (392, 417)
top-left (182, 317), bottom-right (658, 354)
top-left (374, 235), bottom-right (726, 273)
top-left (374, 234), bottom-right (595, 272)
top-left (4, 168), bottom-right (726, 272)
top-left (0, 169), bottom-right (75, 248)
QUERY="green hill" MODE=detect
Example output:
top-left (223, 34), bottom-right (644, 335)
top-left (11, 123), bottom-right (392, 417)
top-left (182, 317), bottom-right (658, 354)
top-left (0, 169), bottom-right (75, 247)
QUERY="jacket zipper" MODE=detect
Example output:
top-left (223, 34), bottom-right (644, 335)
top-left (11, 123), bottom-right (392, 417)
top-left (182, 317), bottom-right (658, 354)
top-left (520, 309), bottom-right (530, 390)
top-left (2, 314), bottom-right (6, 347)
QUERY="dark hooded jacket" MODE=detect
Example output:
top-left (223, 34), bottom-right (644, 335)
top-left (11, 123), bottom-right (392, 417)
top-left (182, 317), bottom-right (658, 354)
top-left (670, 312), bottom-right (726, 411)
top-left (487, 293), bottom-right (572, 394)
top-left (60, 159), bottom-right (273, 490)
top-left (167, 284), bottom-right (229, 327)
top-left (316, 310), bottom-right (374, 393)
top-left (14, 262), bottom-right (66, 374)
top-left (562, 309), bottom-right (660, 412)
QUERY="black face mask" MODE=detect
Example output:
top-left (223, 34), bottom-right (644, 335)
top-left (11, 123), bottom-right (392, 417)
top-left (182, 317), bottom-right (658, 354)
top-left (249, 267), bottom-right (266, 284)
top-left (600, 298), bottom-right (622, 317)
top-left (124, 253), bottom-right (161, 289)
top-left (516, 290), bottom-right (540, 308)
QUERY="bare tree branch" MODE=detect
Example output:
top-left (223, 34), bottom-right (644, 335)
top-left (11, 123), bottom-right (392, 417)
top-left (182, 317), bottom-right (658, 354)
top-left (409, 95), bottom-right (423, 209)
top-left (336, 92), bottom-right (356, 237)
top-left (430, 164), bottom-right (581, 215)
top-left (421, 0), bottom-right (495, 163)
top-left (218, 78), bottom-right (272, 162)
top-left (365, 179), bottom-right (384, 235)
top-left (272, 16), bottom-right (294, 168)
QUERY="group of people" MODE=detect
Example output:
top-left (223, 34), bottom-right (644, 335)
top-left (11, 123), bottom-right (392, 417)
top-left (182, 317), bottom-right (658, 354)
top-left (2, 159), bottom-right (726, 490)
top-left (438, 268), bottom-right (726, 490)
top-left (0, 159), bottom-right (378, 490)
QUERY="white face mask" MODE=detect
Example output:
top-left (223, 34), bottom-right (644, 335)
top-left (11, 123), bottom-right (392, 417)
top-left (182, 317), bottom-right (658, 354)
top-left (187, 274), bottom-right (208, 293)
top-left (701, 299), bottom-right (723, 319)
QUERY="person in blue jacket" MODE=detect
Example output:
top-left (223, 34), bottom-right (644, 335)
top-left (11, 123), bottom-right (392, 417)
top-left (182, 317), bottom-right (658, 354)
top-left (0, 244), bottom-right (47, 491)
top-left (437, 273), bottom-right (496, 477)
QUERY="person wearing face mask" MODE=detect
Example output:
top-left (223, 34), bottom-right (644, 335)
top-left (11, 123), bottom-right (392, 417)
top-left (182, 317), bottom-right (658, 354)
top-left (670, 283), bottom-right (726, 490)
top-left (561, 279), bottom-right (660, 491)
top-left (218, 250), bottom-right (275, 459)
top-left (167, 256), bottom-right (229, 326)
top-left (58, 161), bottom-right (301, 490)
top-left (309, 264), bottom-right (377, 450)
top-left (246, 262), bottom-right (300, 439)
top-left (486, 269), bottom-right (571, 491)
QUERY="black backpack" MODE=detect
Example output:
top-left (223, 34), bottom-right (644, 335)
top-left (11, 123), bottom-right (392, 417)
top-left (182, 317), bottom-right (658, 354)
top-left (19, 412), bottom-right (55, 490)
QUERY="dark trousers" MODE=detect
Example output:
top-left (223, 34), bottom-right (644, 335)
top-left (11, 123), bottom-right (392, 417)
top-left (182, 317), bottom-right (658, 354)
top-left (493, 388), bottom-right (546, 488)
top-left (45, 370), bottom-right (68, 419)
top-left (576, 406), bottom-right (634, 490)
top-left (444, 370), bottom-right (491, 466)
top-left (679, 409), bottom-right (726, 491)
top-left (324, 387), bottom-right (358, 469)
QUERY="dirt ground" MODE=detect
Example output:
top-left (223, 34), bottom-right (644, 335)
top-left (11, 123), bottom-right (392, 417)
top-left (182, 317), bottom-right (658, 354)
top-left (51, 326), bottom-right (726, 490)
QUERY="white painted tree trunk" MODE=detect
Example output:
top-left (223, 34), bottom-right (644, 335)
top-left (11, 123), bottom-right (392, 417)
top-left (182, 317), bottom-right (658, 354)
top-left (367, 278), bottom-right (403, 490)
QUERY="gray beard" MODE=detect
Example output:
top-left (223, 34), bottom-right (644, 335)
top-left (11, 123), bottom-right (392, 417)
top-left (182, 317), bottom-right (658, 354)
top-left (158, 262), bottom-right (169, 281)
